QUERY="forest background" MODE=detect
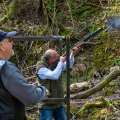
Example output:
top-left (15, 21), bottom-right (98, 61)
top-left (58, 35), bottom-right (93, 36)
top-left (0, 0), bottom-right (120, 119)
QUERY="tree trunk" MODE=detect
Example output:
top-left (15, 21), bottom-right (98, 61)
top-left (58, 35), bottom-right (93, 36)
top-left (15, 0), bottom-right (44, 23)
top-left (71, 68), bottom-right (120, 99)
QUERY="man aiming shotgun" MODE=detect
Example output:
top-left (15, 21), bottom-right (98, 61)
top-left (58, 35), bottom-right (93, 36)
top-left (37, 47), bottom-right (79, 120)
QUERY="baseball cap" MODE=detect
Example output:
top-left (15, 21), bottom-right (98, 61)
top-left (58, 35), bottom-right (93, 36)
top-left (0, 30), bottom-right (17, 42)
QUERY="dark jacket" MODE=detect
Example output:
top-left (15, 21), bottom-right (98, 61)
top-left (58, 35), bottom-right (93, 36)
top-left (0, 61), bottom-right (46, 120)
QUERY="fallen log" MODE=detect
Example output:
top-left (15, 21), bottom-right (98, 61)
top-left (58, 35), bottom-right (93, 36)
top-left (71, 67), bottom-right (120, 99)
top-left (70, 82), bottom-right (89, 93)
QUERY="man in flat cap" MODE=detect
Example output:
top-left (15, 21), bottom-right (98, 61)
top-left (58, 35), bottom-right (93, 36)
top-left (0, 30), bottom-right (47, 120)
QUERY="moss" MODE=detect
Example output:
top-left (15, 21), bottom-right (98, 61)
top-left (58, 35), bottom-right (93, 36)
top-left (93, 36), bottom-right (115, 70)
top-left (89, 108), bottom-right (112, 120)
top-left (74, 98), bottom-right (114, 119)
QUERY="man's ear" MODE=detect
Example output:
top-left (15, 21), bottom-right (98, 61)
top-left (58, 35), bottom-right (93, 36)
top-left (44, 53), bottom-right (51, 65)
top-left (0, 43), bottom-right (3, 50)
top-left (0, 44), bottom-right (4, 57)
top-left (0, 44), bottom-right (6, 52)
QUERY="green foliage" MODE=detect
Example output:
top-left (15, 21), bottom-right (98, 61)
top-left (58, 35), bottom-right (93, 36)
top-left (45, 0), bottom-right (54, 13)
top-left (60, 27), bottom-right (73, 36)
top-left (0, 0), bottom-right (17, 25)
top-left (104, 82), bottom-right (117, 96)
top-left (86, 67), bottom-right (94, 80)
top-left (114, 58), bottom-right (120, 65)
top-left (0, 0), bottom-right (120, 119)
top-left (93, 42), bottom-right (114, 70)
top-left (74, 97), bottom-right (115, 120)
top-left (68, 1), bottom-right (101, 22)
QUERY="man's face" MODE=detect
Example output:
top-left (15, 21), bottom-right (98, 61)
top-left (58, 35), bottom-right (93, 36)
top-left (49, 59), bottom-right (59, 70)
top-left (0, 38), bottom-right (14, 59)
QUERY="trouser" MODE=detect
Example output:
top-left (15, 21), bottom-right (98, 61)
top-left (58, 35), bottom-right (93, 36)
top-left (39, 105), bottom-right (67, 120)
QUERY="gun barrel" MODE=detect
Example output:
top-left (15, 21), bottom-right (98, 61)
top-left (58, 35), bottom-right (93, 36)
top-left (73, 28), bottom-right (104, 48)
top-left (83, 28), bottom-right (104, 42)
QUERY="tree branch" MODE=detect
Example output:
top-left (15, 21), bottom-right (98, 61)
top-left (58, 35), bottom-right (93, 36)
top-left (71, 68), bottom-right (120, 99)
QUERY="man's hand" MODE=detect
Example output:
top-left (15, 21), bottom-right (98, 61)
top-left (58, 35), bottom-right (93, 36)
top-left (40, 86), bottom-right (50, 97)
top-left (46, 88), bottom-right (50, 96)
top-left (72, 46), bottom-right (80, 56)
top-left (60, 56), bottom-right (66, 63)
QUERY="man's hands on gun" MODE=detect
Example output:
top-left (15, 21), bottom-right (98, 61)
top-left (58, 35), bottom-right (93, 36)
top-left (40, 86), bottom-right (50, 97)
top-left (61, 46), bottom-right (80, 63)
top-left (60, 56), bottom-right (66, 63)
top-left (72, 46), bottom-right (80, 56)
top-left (46, 88), bottom-right (50, 96)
